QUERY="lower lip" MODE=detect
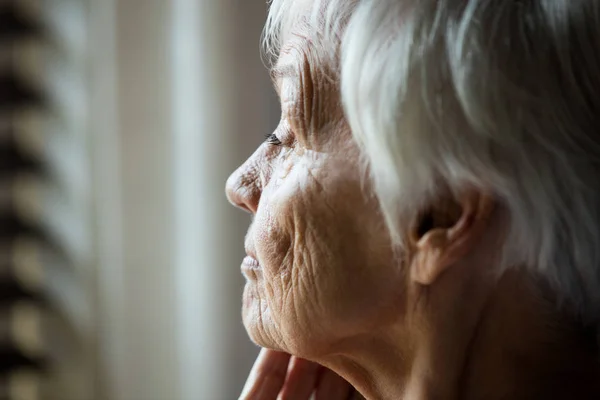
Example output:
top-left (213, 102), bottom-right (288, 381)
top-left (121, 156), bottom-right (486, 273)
top-left (241, 256), bottom-right (261, 278)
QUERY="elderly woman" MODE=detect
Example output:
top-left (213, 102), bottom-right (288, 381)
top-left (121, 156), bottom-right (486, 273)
top-left (226, 0), bottom-right (600, 399)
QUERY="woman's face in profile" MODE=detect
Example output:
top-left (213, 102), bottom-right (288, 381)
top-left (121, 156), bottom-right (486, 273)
top-left (226, 32), bottom-right (400, 358)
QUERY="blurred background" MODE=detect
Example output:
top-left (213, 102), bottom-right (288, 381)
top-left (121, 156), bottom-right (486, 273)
top-left (0, 0), bottom-right (277, 398)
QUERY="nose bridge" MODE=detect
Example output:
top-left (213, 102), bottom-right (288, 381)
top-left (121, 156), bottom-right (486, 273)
top-left (226, 155), bottom-right (262, 214)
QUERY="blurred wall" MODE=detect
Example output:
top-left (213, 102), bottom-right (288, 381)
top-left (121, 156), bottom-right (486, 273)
top-left (89, 0), bottom-right (276, 399)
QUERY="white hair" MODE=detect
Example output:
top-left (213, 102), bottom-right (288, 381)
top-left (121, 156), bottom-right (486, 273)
top-left (264, 0), bottom-right (600, 321)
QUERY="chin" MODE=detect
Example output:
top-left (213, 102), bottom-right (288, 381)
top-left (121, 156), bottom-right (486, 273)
top-left (241, 283), bottom-right (336, 358)
top-left (242, 286), bottom-right (275, 349)
top-left (243, 313), bottom-right (284, 352)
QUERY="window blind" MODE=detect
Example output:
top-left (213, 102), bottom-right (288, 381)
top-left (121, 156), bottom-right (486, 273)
top-left (0, 0), bottom-right (92, 399)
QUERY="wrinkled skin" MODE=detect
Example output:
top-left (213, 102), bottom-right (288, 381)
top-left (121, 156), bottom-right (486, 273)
top-left (226, 36), bottom-right (401, 359)
top-left (225, 20), bottom-right (600, 400)
top-left (226, 32), bottom-right (399, 399)
top-left (225, 3), bottom-right (600, 399)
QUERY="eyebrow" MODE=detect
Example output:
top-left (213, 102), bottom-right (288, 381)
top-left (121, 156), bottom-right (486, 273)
top-left (269, 64), bottom-right (299, 88)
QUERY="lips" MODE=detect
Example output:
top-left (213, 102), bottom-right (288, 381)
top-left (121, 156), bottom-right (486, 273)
top-left (242, 256), bottom-right (260, 269)
top-left (243, 240), bottom-right (261, 279)
top-left (241, 253), bottom-right (261, 280)
top-left (244, 241), bottom-right (260, 268)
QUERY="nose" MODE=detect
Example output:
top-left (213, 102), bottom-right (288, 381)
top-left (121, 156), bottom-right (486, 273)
top-left (225, 161), bottom-right (261, 214)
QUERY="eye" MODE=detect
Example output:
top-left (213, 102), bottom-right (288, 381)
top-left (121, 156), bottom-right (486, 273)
top-left (264, 133), bottom-right (282, 146)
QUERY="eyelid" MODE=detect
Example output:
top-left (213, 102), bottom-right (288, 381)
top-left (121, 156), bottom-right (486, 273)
top-left (264, 133), bottom-right (282, 146)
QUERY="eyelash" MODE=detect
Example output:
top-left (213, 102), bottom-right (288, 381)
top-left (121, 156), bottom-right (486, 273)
top-left (264, 133), bottom-right (282, 146)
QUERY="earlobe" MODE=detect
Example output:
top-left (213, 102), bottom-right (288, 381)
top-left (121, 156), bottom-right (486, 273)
top-left (410, 191), bottom-right (495, 286)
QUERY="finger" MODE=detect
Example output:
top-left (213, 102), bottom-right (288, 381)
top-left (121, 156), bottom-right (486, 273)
top-left (239, 349), bottom-right (291, 400)
top-left (314, 368), bottom-right (352, 400)
top-left (277, 357), bottom-right (321, 400)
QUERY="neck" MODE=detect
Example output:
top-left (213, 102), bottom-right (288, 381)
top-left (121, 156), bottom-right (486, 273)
top-left (323, 272), bottom-right (600, 400)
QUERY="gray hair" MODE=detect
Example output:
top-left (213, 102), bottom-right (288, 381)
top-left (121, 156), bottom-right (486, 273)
top-left (264, 0), bottom-right (600, 321)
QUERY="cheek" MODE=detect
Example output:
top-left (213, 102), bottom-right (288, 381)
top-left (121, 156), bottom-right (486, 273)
top-left (255, 161), bottom-right (329, 283)
top-left (254, 152), bottom-right (318, 277)
top-left (250, 153), bottom-right (402, 351)
top-left (254, 193), bottom-right (293, 277)
top-left (250, 185), bottom-right (295, 325)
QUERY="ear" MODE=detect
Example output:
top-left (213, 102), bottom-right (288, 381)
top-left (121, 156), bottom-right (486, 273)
top-left (409, 190), bottom-right (495, 285)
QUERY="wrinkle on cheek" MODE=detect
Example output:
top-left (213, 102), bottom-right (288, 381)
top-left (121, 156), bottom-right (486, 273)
top-left (291, 164), bottom-right (334, 322)
top-left (277, 246), bottom-right (295, 307)
top-left (272, 148), bottom-right (296, 183)
top-left (300, 229), bottom-right (326, 318)
top-left (266, 171), bottom-right (310, 319)
top-left (257, 295), bottom-right (287, 350)
top-left (256, 149), bottom-right (346, 346)
top-left (297, 153), bottom-right (338, 219)
top-left (290, 206), bottom-right (309, 308)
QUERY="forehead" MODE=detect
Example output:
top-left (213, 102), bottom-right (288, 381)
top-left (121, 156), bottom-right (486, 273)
top-left (270, 31), bottom-right (313, 87)
top-left (267, 0), bottom-right (344, 104)
top-left (270, 18), bottom-right (339, 87)
top-left (278, 21), bottom-right (312, 62)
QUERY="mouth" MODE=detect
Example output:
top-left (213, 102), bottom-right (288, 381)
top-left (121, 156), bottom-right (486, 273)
top-left (241, 255), bottom-right (261, 279)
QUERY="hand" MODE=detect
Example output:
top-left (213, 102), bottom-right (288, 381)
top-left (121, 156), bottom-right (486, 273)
top-left (239, 348), bottom-right (365, 400)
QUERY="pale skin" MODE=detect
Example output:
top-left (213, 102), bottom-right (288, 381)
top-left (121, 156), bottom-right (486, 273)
top-left (226, 22), bottom-right (600, 400)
